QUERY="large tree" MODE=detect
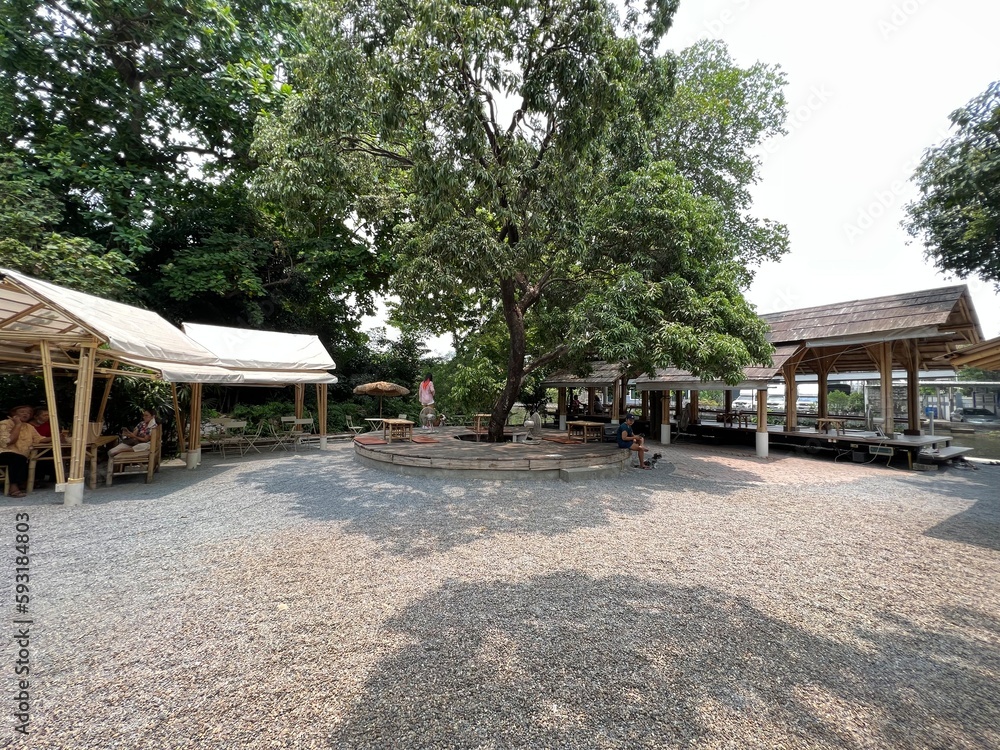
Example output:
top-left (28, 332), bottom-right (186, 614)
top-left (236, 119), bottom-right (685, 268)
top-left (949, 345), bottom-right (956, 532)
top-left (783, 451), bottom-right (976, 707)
top-left (0, 0), bottom-right (387, 341)
top-left (256, 0), bottom-right (785, 439)
top-left (905, 81), bottom-right (1000, 288)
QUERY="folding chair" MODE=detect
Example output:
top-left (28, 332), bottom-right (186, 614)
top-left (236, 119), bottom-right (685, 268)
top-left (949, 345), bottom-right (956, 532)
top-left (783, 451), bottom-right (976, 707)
top-left (218, 421), bottom-right (247, 458)
top-left (345, 416), bottom-right (365, 436)
top-left (240, 422), bottom-right (264, 455)
top-left (269, 420), bottom-right (296, 452)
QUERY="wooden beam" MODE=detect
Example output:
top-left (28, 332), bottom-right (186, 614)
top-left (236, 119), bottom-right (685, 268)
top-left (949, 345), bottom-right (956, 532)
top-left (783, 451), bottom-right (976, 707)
top-left (294, 383), bottom-right (305, 420)
top-left (0, 303), bottom-right (46, 328)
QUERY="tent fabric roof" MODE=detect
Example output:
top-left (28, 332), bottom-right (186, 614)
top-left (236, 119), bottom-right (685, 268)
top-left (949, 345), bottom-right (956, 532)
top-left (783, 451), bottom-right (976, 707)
top-left (0, 267), bottom-right (219, 365)
top-left (0, 269), bottom-right (337, 383)
top-left (182, 323), bottom-right (336, 371)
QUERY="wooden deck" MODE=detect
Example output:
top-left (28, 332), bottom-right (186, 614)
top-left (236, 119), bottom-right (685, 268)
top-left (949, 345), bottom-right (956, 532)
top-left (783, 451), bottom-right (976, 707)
top-left (353, 426), bottom-right (628, 480)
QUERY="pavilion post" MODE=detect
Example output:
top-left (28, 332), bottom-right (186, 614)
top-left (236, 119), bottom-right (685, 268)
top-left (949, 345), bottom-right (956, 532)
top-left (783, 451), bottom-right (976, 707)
top-left (316, 383), bottom-right (328, 448)
top-left (906, 340), bottom-right (921, 432)
top-left (171, 383), bottom-right (186, 455)
top-left (39, 343), bottom-right (66, 489)
top-left (64, 344), bottom-right (96, 506)
top-left (675, 390), bottom-right (683, 427)
top-left (867, 342), bottom-right (895, 438)
top-left (689, 390), bottom-right (700, 425)
top-left (756, 388), bottom-right (769, 458)
top-left (783, 364), bottom-right (798, 432)
top-left (660, 392), bottom-right (670, 445)
top-left (558, 387), bottom-right (567, 431)
top-left (587, 387), bottom-right (595, 416)
top-left (724, 389), bottom-right (733, 414)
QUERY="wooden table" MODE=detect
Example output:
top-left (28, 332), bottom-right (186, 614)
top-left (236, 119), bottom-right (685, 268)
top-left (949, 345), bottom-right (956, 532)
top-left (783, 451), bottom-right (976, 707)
top-left (472, 413), bottom-right (492, 441)
top-left (567, 420), bottom-right (605, 443)
top-left (28, 435), bottom-right (118, 492)
top-left (721, 411), bottom-right (752, 428)
top-left (816, 417), bottom-right (847, 435)
top-left (381, 418), bottom-right (414, 443)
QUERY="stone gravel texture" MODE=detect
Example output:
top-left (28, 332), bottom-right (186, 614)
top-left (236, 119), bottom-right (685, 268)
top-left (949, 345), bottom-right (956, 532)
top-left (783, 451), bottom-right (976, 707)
top-left (1, 442), bottom-right (998, 749)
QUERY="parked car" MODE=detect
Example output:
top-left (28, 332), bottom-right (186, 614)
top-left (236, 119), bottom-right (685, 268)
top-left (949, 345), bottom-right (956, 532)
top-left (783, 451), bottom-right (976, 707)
top-left (732, 397), bottom-right (754, 410)
top-left (953, 407), bottom-right (1000, 424)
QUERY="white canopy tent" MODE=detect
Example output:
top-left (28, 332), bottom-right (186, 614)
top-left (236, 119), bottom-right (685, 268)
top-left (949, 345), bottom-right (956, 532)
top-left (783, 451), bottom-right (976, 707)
top-left (0, 268), bottom-right (338, 502)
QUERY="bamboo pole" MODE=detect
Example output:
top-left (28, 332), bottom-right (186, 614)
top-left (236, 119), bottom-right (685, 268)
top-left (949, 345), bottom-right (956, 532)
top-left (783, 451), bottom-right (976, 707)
top-left (39, 343), bottom-right (66, 488)
top-left (171, 383), bottom-right (186, 454)
top-left (316, 383), bottom-right (328, 448)
top-left (94, 361), bottom-right (120, 429)
top-left (294, 383), bottom-right (305, 420)
top-left (65, 345), bottom-right (96, 505)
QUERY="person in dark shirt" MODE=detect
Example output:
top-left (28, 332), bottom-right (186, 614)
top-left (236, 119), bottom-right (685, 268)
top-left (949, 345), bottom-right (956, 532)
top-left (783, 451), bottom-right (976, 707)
top-left (616, 413), bottom-right (649, 468)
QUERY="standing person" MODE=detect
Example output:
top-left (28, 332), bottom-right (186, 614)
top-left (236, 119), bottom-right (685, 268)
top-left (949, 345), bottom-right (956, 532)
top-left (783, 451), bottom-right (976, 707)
top-left (0, 405), bottom-right (49, 497)
top-left (418, 374), bottom-right (436, 431)
top-left (617, 413), bottom-right (649, 469)
top-left (108, 409), bottom-right (157, 457)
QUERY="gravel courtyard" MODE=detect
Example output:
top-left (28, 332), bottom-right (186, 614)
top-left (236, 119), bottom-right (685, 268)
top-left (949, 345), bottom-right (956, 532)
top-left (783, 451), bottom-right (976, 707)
top-left (3, 442), bottom-right (998, 749)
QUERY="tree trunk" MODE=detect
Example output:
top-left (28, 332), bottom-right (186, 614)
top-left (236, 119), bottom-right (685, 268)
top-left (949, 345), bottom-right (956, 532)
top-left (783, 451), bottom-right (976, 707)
top-left (489, 279), bottom-right (527, 442)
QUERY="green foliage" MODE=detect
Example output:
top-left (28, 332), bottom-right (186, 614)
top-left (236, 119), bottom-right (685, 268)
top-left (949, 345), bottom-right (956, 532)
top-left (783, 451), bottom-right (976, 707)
top-left (958, 366), bottom-right (1000, 381)
top-left (0, 152), bottom-right (136, 297)
top-left (905, 81), bottom-right (1000, 288)
top-left (652, 40), bottom-right (789, 271)
top-left (228, 400), bottom-right (296, 426)
top-left (828, 390), bottom-right (865, 414)
top-left (255, 0), bottom-right (786, 437)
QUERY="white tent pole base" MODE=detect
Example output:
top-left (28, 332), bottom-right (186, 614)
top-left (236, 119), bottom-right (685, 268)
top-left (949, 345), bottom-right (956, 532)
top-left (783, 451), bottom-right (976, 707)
top-left (63, 481), bottom-right (84, 506)
top-left (186, 450), bottom-right (198, 470)
top-left (661, 423), bottom-right (670, 445)
top-left (756, 431), bottom-right (769, 459)
top-left (559, 415), bottom-right (566, 431)
top-left (320, 436), bottom-right (328, 449)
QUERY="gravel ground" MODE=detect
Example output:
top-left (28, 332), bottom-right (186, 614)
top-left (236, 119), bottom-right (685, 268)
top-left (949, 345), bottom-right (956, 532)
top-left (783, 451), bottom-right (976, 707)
top-left (1, 443), bottom-right (998, 749)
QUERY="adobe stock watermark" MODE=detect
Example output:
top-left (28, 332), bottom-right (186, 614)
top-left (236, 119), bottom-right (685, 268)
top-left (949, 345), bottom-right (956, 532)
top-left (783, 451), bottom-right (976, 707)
top-left (760, 84), bottom-right (835, 165)
top-left (878, 0), bottom-right (934, 40)
top-left (703, 0), bottom-right (755, 36)
top-left (842, 125), bottom-right (951, 244)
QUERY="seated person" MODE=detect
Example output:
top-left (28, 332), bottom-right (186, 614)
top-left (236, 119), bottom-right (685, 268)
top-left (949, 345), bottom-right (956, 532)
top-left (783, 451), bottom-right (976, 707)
top-left (570, 395), bottom-right (582, 416)
top-left (31, 407), bottom-right (52, 438)
top-left (108, 409), bottom-right (157, 457)
top-left (593, 395), bottom-right (603, 414)
top-left (29, 407), bottom-right (55, 488)
top-left (616, 413), bottom-right (648, 468)
top-left (0, 405), bottom-right (50, 497)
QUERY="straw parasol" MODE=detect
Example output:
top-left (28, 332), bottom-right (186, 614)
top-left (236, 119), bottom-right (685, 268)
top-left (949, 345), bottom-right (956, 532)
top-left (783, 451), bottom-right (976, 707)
top-left (353, 381), bottom-right (410, 418)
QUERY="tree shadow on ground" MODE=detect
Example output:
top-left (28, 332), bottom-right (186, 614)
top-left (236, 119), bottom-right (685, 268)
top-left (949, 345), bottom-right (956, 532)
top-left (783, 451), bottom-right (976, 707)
top-left (326, 573), bottom-right (999, 749)
top-left (232, 448), bottom-right (769, 559)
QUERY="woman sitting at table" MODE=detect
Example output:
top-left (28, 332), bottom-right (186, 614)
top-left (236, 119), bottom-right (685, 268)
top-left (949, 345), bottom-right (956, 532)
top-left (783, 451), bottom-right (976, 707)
top-left (108, 409), bottom-right (157, 457)
top-left (0, 405), bottom-right (50, 497)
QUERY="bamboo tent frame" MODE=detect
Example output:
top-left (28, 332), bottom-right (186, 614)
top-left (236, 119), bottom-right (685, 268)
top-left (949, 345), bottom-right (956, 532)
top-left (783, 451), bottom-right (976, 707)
top-left (0, 268), bottom-right (337, 503)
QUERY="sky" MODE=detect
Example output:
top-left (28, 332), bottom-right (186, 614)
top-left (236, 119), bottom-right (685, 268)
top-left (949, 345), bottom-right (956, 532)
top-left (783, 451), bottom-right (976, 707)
top-left (363, 0), bottom-right (1000, 353)
top-left (664, 0), bottom-right (1000, 338)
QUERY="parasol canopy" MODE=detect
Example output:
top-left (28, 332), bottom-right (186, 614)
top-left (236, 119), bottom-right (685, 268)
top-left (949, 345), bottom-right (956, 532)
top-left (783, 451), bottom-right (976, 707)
top-left (353, 381), bottom-right (410, 418)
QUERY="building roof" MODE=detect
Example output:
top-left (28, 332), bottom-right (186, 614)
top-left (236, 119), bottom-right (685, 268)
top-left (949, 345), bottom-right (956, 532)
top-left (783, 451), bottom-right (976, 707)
top-left (936, 335), bottom-right (1000, 372)
top-left (635, 345), bottom-right (800, 391)
top-left (542, 361), bottom-right (627, 388)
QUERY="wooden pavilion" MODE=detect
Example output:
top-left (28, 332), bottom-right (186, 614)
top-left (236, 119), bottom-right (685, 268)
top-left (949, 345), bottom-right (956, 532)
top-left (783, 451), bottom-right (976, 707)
top-left (635, 285), bottom-right (984, 459)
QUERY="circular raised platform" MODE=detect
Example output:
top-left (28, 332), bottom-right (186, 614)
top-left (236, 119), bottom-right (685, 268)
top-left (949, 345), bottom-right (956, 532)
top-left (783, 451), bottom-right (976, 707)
top-left (353, 426), bottom-right (628, 480)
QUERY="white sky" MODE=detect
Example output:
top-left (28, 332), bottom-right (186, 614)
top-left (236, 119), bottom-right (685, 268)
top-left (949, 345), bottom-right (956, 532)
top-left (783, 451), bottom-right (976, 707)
top-left (665, 0), bottom-right (1000, 338)
top-left (364, 0), bottom-right (1000, 353)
